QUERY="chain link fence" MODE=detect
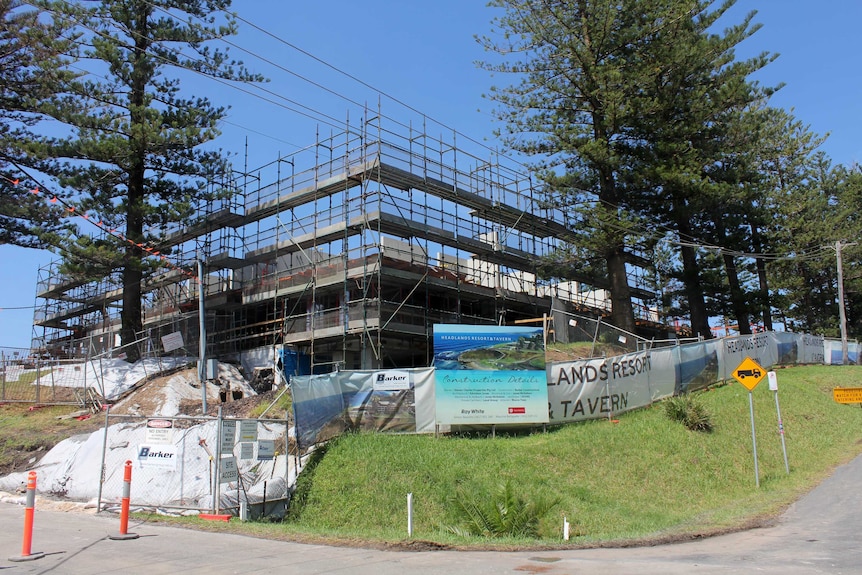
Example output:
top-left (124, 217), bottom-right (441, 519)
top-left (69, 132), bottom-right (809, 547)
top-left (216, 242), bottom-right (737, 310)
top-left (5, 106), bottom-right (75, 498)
top-left (0, 336), bottom-right (203, 406)
top-left (98, 412), bottom-right (293, 519)
top-left (0, 354), bottom-right (98, 405)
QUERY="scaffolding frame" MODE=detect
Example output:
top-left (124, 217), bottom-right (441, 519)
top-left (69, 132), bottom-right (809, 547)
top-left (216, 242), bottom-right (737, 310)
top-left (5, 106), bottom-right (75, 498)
top-left (31, 105), bottom-right (663, 368)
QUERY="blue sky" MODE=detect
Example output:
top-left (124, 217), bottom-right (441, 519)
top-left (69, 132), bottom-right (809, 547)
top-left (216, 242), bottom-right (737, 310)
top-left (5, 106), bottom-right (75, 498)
top-left (1, 0), bottom-right (860, 351)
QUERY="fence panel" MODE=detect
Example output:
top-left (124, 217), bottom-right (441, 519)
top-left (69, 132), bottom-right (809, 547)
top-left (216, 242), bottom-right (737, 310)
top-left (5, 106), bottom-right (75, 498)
top-left (0, 355), bottom-right (94, 405)
top-left (98, 412), bottom-right (293, 518)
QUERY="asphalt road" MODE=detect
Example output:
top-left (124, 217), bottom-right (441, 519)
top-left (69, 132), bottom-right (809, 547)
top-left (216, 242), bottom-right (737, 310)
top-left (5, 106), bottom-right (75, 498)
top-left (1, 454), bottom-right (861, 574)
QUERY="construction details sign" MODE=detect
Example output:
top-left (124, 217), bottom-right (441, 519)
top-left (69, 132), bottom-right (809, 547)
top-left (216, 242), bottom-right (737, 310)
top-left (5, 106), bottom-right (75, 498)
top-left (432, 324), bottom-right (548, 425)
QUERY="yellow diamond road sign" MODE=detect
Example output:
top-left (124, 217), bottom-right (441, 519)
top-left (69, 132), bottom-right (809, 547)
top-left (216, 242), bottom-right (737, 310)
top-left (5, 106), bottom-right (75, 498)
top-left (733, 357), bottom-right (766, 391)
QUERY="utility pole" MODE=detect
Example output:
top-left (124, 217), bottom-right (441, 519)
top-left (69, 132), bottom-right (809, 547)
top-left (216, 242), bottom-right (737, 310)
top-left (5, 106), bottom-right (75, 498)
top-left (198, 257), bottom-right (208, 412)
top-left (835, 240), bottom-right (855, 365)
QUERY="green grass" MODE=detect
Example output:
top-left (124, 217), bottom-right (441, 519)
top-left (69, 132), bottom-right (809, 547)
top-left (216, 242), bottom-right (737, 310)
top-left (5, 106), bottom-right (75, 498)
top-left (259, 365), bottom-right (862, 547)
top-left (0, 403), bottom-right (103, 474)
top-left (247, 387), bottom-right (292, 419)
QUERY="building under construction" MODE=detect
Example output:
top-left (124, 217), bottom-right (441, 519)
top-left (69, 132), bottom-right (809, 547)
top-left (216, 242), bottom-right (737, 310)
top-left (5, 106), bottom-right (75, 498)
top-left (32, 113), bottom-right (665, 372)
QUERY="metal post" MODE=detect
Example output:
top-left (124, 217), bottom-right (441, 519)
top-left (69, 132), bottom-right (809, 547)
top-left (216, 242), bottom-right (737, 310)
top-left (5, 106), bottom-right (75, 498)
top-left (748, 391), bottom-right (760, 488)
top-left (774, 389), bottom-right (790, 474)
top-left (198, 258), bottom-right (208, 413)
top-left (542, 313), bottom-right (548, 349)
top-left (97, 405), bottom-right (111, 511)
top-left (769, 372), bottom-right (790, 474)
top-left (34, 356), bottom-right (40, 403)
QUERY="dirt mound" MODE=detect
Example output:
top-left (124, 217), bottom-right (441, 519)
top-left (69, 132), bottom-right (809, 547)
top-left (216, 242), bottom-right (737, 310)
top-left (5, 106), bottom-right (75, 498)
top-left (0, 365), bottom-right (287, 476)
top-left (178, 388), bottom-right (289, 420)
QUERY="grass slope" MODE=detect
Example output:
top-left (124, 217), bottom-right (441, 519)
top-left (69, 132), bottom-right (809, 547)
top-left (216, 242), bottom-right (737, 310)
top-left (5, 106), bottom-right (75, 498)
top-left (280, 365), bottom-right (862, 547)
top-left (5, 364), bottom-right (862, 550)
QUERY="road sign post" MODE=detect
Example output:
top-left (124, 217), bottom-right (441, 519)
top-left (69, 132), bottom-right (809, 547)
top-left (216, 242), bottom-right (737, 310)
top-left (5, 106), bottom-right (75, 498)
top-left (747, 391), bottom-right (759, 488)
top-left (733, 357), bottom-right (767, 488)
top-left (768, 371), bottom-right (790, 474)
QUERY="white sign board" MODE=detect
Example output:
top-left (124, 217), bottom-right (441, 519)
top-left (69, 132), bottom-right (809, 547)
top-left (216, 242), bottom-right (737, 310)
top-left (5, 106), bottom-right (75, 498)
top-left (219, 456), bottom-right (238, 484)
top-left (768, 371), bottom-right (778, 391)
top-left (240, 442), bottom-right (254, 460)
top-left (239, 420), bottom-right (258, 442)
top-left (145, 419), bottom-right (174, 444)
top-left (373, 370), bottom-right (412, 391)
top-left (220, 420), bottom-right (237, 453)
top-left (257, 439), bottom-right (275, 461)
top-left (161, 331), bottom-right (184, 353)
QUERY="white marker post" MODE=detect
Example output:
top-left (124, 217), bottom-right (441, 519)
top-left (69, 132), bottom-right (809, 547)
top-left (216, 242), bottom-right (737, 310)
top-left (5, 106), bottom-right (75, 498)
top-left (768, 371), bottom-right (790, 474)
top-left (407, 493), bottom-right (413, 537)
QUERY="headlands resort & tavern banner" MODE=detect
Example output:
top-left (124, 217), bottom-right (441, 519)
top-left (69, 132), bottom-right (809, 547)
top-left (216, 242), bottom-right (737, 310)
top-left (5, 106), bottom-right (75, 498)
top-left (433, 324), bottom-right (549, 425)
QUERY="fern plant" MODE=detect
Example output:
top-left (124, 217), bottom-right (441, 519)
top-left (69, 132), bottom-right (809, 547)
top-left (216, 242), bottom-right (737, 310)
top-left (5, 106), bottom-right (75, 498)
top-left (664, 394), bottom-right (714, 432)
top-left (445, 480), bottom-right (560, 538)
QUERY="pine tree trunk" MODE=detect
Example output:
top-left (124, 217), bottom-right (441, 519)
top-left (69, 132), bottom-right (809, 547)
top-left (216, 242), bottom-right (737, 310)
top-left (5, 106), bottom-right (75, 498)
top-left (722, 252), bottom-right (751, 334)
top-left (677, 213), bottom-right (712, 339)
top-left (119, 1), bottom-right (152, 363)
top-left (606, 247), bottom-right (636, 334)
top-left (679, 243), bottom-right (712, 339)
top-left (750, 225), bottom-right (773, 330)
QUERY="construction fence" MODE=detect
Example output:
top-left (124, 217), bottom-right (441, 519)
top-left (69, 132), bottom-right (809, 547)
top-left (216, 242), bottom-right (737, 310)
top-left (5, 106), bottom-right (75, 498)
top-left (0, 355), bottom-right (102, 406)
top-left (0, 337), bottom-right (196, 407)
top-left (291, 331), bottom-right (842, 449)
top-left (96, 412), bottom-right (293, 519)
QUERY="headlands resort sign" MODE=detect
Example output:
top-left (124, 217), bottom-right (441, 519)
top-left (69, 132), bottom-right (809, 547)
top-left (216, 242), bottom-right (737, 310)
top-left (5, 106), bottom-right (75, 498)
top-left (433, 324), bottom-right (549, 425)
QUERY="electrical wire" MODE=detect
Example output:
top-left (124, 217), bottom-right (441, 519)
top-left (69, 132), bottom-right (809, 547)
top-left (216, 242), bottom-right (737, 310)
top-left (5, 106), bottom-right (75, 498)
top-left (30, 2), bottom-right (848, 268)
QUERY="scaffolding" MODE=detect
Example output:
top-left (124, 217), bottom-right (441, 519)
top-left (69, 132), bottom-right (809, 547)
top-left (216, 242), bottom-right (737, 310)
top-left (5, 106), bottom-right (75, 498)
top-left (31, 108), bottom-right (664, 370)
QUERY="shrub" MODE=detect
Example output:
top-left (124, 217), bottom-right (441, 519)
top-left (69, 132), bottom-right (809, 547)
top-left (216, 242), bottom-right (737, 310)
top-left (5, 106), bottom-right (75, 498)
top-left (664, 394), bottom-right (714, 432)
top-left (445, 480), bottom-right (560, 538)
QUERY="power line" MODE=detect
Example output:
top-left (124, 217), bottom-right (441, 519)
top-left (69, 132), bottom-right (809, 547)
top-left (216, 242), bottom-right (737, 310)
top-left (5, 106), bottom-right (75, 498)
top-left (32, 2), bottom-right (844, 272)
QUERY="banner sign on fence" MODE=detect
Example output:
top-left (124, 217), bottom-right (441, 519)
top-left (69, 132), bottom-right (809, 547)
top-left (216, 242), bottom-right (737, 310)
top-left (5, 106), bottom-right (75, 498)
top-left (799, 334), bottom-right (825, 364)
top-left (547, 351), bottom-right (654, 423)
top-left (137, 444), bottom-right (178, 470)
top-left (720, 334), bottom-right (777, 380)
top-left (433, 324), bottom-right (548, 425)
top-left (291, 368), bottom-right (436, 446)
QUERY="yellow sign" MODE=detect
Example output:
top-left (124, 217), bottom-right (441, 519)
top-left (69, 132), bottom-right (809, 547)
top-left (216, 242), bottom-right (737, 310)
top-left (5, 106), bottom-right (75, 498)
top-left (833, 387), bottom-right (862, 404)
top-left (732, 357), bottom-right (766, 391)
